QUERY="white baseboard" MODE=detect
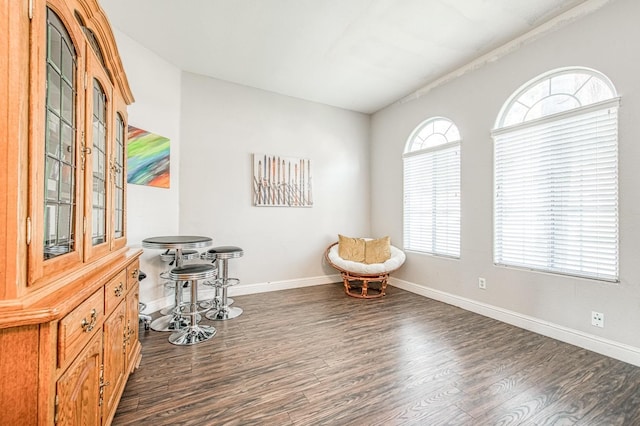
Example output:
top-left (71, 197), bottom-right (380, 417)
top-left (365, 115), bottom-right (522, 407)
top-left (227, 274), bottom-right (342, 296)
top-left (141, 274), bottom-right (341, 315)
top-left (389, 277), bottom-right (640, 367)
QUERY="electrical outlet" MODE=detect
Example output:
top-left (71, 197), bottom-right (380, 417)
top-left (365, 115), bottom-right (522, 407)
top-left (591, 311), bottom-right (604, 328)
top-left (478, 277), bottom-right (486, 289)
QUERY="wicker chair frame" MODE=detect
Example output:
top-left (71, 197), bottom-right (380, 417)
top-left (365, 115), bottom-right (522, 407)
top-left (324, 241), bottom-right (403, 299)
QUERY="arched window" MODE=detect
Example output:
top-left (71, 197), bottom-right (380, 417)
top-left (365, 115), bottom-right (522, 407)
top-left (403, 117), bottom-right (461, 257)
top-left (493, 67), bottom-right (619, 281)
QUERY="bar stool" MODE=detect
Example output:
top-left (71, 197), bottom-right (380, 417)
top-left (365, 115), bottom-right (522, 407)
top-left (168, 263), bottom-right (217, 345)
top-left (203, 251), bottom-right (234, 308)
top-left (158, 249), bottom-right (200, 316)
top-left (205, 246), bottom-right (243, 320)
top-left (150, 249), bottom-right (202, 332)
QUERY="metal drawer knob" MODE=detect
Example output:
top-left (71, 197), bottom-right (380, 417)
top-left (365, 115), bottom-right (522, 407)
top-left (80, 309), bottom-right (98, 333)
top-left (114, 282), bottom-right (124, 297)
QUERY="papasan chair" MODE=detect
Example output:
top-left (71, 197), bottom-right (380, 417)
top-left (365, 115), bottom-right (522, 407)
top-left (325, 235), bottom-right (406, 299)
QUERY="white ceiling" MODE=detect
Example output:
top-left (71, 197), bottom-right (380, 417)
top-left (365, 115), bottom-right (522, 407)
top-left (101, 0), bottom-right (587, 114)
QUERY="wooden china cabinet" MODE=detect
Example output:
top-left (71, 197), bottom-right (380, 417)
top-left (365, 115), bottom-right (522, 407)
top-left (0, 0), bottom-right (142, 424)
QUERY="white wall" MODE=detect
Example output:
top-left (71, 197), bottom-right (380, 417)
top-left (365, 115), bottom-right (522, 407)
top-left (113, 30), bottom-right (182, 310)
top-left (371, 0), bottom-right (640, 363)
top-left (114, 31), bottom-right (369, 308)
top-left (178, 73), bottom-right (371, 291)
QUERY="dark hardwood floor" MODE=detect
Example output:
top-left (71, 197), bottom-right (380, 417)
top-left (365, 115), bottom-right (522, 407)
top-left (114, 283), bottom-right (640, 425)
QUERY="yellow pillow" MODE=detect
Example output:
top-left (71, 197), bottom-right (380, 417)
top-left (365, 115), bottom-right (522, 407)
top-left (364, 236), bottom-right (391, 264)
top-left (338, 234), bottom-right (365, 262)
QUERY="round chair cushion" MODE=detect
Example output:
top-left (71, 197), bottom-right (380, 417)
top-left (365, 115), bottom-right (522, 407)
top-left (327, 243), bottom-right (406, 275)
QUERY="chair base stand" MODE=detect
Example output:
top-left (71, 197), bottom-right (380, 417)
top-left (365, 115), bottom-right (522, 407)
top-left (169, 325), bottom-right (217, 345)
top-left (207, 306), bottom-right (243, 320)
top-left (150, 314), bottom-right (189, 332)
top-left (342, 272), bottom-right (389, 299)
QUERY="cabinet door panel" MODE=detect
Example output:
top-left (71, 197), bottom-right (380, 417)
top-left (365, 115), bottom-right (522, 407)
top-left (126, 282), bottom-right (141, 369)
top-left (56, 331), bottom-right (102, 426)
top-left (102, 301), bottom-right (127, 423)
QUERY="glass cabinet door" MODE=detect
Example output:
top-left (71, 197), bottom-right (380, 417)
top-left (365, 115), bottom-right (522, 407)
top-left (112, 87), bottom-right (129, 251)
top-left (44, 8), bottom-right (78, 260)
top-left (113, 111), bottom-right (127, 248)
top-left (83, 48), bottom-right (112, 263)
top-left (29, 5), bottom-right (85, 286)
top-left (91, 79), bottom-right (107, 246)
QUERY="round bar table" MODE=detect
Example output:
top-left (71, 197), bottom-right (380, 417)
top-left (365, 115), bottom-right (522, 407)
top-left (142, 235), bottom-right (213, 332)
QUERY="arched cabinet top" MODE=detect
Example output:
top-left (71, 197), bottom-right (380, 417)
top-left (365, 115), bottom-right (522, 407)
top-left (72, 0), bottom-right (134, 104)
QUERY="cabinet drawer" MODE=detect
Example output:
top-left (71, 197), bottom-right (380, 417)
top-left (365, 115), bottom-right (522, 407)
top-left (105, 269), bottom-right (128, 314)
top-left (58, 289), bottom-right (104, 368)
top-left (127, 260), bottom-right (140, 290)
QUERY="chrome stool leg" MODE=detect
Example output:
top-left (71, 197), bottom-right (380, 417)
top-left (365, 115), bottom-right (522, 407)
top-left (211, 286), bottom-right (235, 310)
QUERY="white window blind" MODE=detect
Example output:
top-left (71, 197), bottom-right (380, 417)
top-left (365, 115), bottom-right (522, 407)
top-left (493, 100), bottom-right (619, 281)
top-left (404, 141), bottom-right (461, 257)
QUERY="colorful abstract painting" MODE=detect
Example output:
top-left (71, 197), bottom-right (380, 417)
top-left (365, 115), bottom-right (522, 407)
top-left (127, 125), bottom-right (170, 188)
top-left (252, 153), bottom-right (313, 207)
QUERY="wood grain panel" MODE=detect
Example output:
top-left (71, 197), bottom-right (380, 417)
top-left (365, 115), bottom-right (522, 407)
top-left (0, 325), bottom-right (40, 425)
top-left (0, 0), bottom-right (30, 301)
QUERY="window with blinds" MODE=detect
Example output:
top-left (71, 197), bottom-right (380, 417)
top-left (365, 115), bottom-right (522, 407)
top-left (493, 68), bottom-right (619, 281)
top-left (403, 117), bottom-right (461, 258)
